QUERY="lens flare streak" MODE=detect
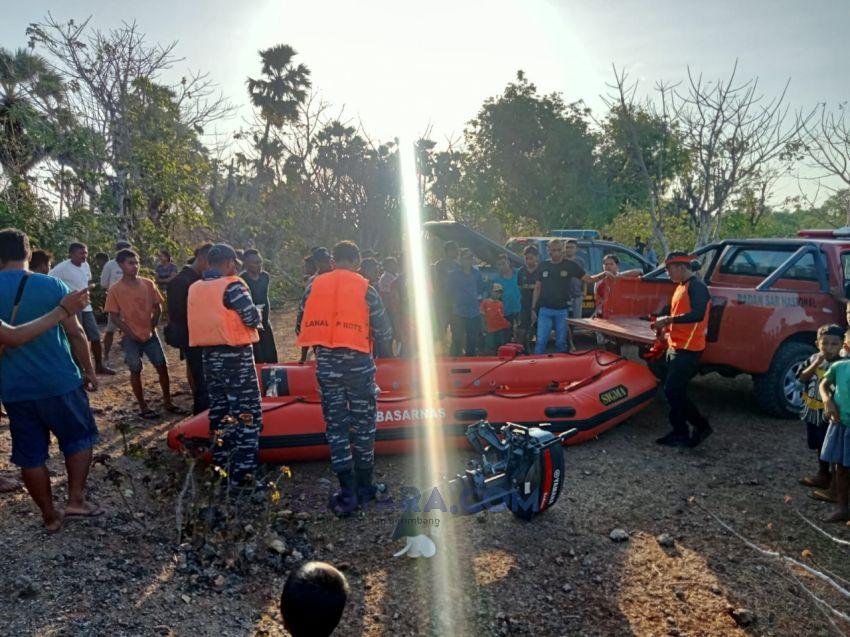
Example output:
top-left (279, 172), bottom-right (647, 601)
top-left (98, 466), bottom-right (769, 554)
top-left (399, 138), bottom-right (466, 633)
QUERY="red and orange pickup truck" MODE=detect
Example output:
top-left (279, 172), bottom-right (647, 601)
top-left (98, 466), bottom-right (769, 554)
top-left (570, 231), bottom-right (850, 418)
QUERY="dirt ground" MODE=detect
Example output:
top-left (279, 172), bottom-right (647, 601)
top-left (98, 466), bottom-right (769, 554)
top-left (2, 307), bottom-right (849, 637)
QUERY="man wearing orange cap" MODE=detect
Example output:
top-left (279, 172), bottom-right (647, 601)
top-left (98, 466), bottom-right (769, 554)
top-left (651, 251), bottom-right (712, 448)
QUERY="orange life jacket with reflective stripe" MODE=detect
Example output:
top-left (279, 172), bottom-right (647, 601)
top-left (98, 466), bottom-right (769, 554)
top-left (297, 269), bottom-right (371, 354)
top-left (187, 276), bottom-right (260, 347)
top-left (667, 278), bottom-right (710, 352)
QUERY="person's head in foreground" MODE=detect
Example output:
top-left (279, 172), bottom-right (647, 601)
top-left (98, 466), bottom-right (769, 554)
top-left (547, 239), bottom-right (564, 262)
top-left (602, 253), bottom-right (620, 276)
top-left (564, 239), bottom-right (578, 259)
top-left (664, 251), bottom-right (698, 283)
top-left (29, 249), bottom-right (52, 274)
top-left (243, 249), bottom-right (263, 276)
top-left (116, 249), bottom-right (140, 278)
top-left (207, 243), bottom-right (239, 276)
top-left (158, 250), bottom-right (172, 266)
top-left (490, 282), bottom-right (504, 300)
top-left (332, 241), bottom-right (360, 271)
top-left (817, 324), bottom-right (845, 361)
top-left (281, 561), bottom-right (349, 637)
top-left (94, 252), bottom-right (109, 268)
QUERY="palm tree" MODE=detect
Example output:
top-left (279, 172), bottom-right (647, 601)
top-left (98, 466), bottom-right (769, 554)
top-left (0, 47), bottom-right (67, 183)
top-left (246, 44), bottom-right (311, 175)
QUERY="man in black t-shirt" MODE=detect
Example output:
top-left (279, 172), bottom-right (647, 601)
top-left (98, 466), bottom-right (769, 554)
top-left (516, 244), bottom-right (540, 351)
top-left (165, 243), bottom-right (211, 414)
top-left (532, 239), bottom-right (608, 354)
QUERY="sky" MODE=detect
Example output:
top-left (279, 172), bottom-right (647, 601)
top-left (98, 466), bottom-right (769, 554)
top-left (2, 0), bottom-right (849, 197)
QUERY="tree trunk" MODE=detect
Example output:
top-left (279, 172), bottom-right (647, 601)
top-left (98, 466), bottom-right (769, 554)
top-left (651, 220), bottom-right (669, 259)
top-left (694, 211), bottom-right (713, 249)
top-left (112, 171), bottom-right (130, 239)
top-left (58, 168), bottom-right (64, 219)
top-left (259, 118), bottom-right (272, 174)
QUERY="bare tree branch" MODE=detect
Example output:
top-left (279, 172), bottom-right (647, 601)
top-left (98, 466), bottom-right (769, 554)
top-left (800, 102), bottom-right (850, 224)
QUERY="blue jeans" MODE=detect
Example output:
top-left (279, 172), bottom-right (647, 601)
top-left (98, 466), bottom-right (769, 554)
top-left (534, 307), bottom-right (569, 354)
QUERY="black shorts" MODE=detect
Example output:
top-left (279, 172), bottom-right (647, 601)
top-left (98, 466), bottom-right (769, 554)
top-left (518, 310), bottom-right (533, 329)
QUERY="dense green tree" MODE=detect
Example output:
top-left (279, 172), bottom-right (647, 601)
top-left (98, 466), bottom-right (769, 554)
top-left (125, 78), bottom-right (210, 230)
top-left (598, 104), bottom-right (689, 216)
top-left (27, 15), bottom-right (229, 240)
top-left (457, 71), bottom-right (615, 233)
top-left (312, 121), bottom-right (401, 253)
top-left (0, 47), bottom-right (67, 181)
top-left (0, 47), bottom-right (71, 232)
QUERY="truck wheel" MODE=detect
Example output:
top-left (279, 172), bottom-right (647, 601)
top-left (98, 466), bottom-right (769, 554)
top-left (753, 341), bottom-right (815, 419)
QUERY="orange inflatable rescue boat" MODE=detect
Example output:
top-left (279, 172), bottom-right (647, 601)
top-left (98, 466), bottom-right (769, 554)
top-left (166, 349), bottom-right (658, 463)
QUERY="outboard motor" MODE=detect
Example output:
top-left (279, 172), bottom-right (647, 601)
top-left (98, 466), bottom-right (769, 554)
top-left (393, 421), bottom-right (575, 556)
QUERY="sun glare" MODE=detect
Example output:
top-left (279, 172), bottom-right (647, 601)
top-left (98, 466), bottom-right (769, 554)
top-left (399, 138), bottom-right (466, 633)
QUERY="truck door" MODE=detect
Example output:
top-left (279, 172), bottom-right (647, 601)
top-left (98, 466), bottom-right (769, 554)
top-left (702, 245), bottom-right (824, 372)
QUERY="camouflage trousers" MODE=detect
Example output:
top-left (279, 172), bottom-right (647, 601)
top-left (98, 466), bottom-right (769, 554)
top-left (203, 345), bottom-right (262, 481)
top-left (315, 347), bottom-right (378, 475)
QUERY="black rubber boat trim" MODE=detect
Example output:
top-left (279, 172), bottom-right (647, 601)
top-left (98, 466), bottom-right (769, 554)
top-left (178, 387), bottom-right (657, 450)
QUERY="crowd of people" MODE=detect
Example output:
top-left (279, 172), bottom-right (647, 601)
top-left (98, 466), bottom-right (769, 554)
top-left (430, 239), bottom-right (638, 357)
top-left (0, 231), bottom-right (753, 516)
top-left (4, 225), bottom-right (850, 635)
top-left (0, 233), bottom-right (288, 512)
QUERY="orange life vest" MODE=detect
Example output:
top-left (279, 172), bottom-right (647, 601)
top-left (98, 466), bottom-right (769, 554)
top-left (667, 278), bottom-right (710, 352)
top-left (297, 269), bottom-right (371, 354)
top-left (187, 276), bottom-right (260, 347)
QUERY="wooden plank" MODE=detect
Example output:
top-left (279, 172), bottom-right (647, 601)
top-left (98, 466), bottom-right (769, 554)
top-left (569, 317), bottom-right (658, 345)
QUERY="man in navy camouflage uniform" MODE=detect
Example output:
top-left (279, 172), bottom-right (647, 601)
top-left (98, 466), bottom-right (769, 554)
top-left (297, 241), bottom-right (392, 515)
top-left (188, 243), bottom-right (263, 483)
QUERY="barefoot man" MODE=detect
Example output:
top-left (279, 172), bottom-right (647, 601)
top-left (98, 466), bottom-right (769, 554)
top-left (0, 228), bottom-right (101, 530)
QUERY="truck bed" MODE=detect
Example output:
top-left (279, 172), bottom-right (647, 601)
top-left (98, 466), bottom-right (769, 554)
top-left (569, 317), bottom-right (658, 345)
